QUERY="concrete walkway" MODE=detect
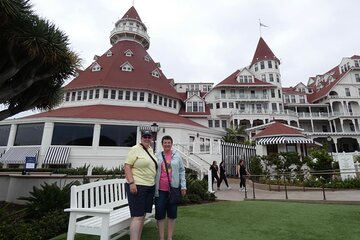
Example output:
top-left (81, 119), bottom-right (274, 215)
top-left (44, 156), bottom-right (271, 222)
top-left (214, 179), bottom-right (360, 203)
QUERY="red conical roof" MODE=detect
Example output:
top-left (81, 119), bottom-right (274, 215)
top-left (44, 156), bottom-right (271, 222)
top-left (121, 6), bottom-right (142, 22)
top-left (250, 37), bottom-right (279, 66)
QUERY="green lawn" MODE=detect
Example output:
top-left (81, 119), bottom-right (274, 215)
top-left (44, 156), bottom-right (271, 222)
top-left (52, 201), bottom-right (360, 240)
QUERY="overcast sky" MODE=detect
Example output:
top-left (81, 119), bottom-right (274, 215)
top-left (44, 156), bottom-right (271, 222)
top-left (30, 0), bottom-right (359, 88)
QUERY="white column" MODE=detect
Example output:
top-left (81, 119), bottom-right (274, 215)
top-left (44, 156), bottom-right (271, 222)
top-left (7, 124), bottom-right (17, 148)
top-left (92, 124), bottom-right (101, 148)
top-left (38, 122), bottom-right (54, 167)
top-left (340, 119), bottom-right (344, 132)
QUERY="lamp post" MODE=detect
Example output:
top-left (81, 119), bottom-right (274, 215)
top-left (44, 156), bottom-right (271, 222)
top-left (150, 123), bottom-right (160, 152)
top-left (327, 136), bottom-right (334, 159)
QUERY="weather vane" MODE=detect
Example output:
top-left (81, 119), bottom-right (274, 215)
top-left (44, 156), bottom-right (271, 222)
top-left (259, 19), bottom-right (269, 37)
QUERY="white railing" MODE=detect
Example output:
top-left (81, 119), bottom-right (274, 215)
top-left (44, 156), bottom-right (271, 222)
top-left (231, 109), bottom-right (297, 117)
top-left (215, 94), bottom-right (269, 100)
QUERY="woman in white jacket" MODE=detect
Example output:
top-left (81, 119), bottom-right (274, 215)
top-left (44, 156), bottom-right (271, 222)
top-left (155, 135), bottom-right (186, 240)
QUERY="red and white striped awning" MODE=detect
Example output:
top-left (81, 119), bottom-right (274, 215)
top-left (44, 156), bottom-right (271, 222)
top-left (43, 146), bottom-right (71, 165)
top-left (257, 136), bottom-right (316, 145)
top-left (0, 146), bottom-right (40, 164)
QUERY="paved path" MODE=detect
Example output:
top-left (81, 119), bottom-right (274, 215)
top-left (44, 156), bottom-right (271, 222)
top-left (214, 179), bottom-right (360, 203)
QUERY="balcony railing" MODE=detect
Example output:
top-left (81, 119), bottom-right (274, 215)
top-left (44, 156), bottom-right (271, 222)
top-left (231, 109), bottom-right (297, 117)
top-left (215, 94), bottom-right (269, 100)
top-left (297, 112), bottom-right (329, 118)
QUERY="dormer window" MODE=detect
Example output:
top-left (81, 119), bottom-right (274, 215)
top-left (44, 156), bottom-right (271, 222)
top-left (124, 49), bottom-right (133, 57)
top-left (144, 54), bottom-right (151, 62)
top-left (91, 62), bottom-right (101, 72)
top-left (106, 50), bottom-right (113, 57)
top-left (151, 69), bottom-right (161, 78)
top-left (355, 60), bottom-right (359, 67)
top-left (120, 61), bottom-right (134, 72)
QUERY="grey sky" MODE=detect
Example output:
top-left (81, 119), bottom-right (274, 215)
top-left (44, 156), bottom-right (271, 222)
top-left (31, 0), bottom-right (359, 88)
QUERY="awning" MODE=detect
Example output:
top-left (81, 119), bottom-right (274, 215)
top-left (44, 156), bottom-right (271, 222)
top-left (0, 146), bottom-right (40, 164)
top-left (43, 146), bottom-right (71, 165)
top-left (0, 147), bottom-right (6, 158)
top-left (257, 136), bottom-right (316, 145)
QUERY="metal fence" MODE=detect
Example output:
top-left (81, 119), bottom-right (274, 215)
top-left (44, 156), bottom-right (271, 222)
top-left (221, 142), bottom-right (256, 176)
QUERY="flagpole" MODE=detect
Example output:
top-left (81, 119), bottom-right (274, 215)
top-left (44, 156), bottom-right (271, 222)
top-left (259, 19), bottom-right (262, 37)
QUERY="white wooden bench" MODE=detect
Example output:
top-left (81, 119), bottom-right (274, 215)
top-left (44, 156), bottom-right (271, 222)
top-left (65, 178), bottom-right (154, 240)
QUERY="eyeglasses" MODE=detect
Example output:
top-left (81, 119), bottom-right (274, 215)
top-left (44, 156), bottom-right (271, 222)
top-left (142, 135), bottom-right (152, 139)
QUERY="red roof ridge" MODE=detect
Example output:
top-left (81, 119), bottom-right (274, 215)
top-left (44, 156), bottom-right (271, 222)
top-left (121, 6), bottom-right (142, 22)
top-left (250, 37), bottom-right (279, 66)
top-left (254, 122), bottom-right (304, 138)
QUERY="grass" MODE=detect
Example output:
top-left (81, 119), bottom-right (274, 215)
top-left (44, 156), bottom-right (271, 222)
top-left (52, 201), bottom-right (360, 240)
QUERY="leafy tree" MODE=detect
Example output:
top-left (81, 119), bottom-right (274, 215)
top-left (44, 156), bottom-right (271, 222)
top-left (306, 146), bottom-right (335, 180)
top-left (249, 155), bottom-right (263, 181)
top-left (0, 0), bottom-right (80, 120)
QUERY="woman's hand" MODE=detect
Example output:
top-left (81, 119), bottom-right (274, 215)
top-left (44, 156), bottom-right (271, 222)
top-left (129, 183), bottom-right (137, 194)
top-left (181, 189), bottom-right (187, 196)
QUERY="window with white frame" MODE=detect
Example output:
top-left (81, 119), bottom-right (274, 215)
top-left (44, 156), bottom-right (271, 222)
top-left (272, 103), bottom-right (277, 111)
top-left (164, 97), bottom-right (167, 106)
top-left (118, 90), bottom-right (123, 100)
top-left (221, 120), bottom-right (227, 128)
top-left (355, 60), bottom-right (359, 67)
top-left (285, 95), bottom-right (290, 103)
top-left (159, 96), bottom-right (162, 105)
top-left (124, 49), bottom-right (133, 57)
top-left (208, 120), bottom-right (213, 128)
top-left (65, 92), bottom-right (70, 101)
top-left (269, 74), bottom-right (274, 82)
top-left (95, 89), bottom-right (100, 99)
top-left (111, 90), bottom-right (116, 99)
top-left (106, 50), bottom-right (112, 57)
top-left (291, 95), bottom-right (296, 103)
top-left (345, 88), bottom-right (351, 96)
top-left (169, 99), bottom-right (172, 108)
top-left (229, 102), bottom-right (234, 108)
top-left (255, 63), bottom-right (258, 71)
top-left (230, 89), bottom-right (236, 98)
top-left (276, 74), bottom-right (280, 82)
top-left (271, 89), bottom-right (275, 98)
top-left (299, 95), bottom-right (305, 103)
top-left (261, 74), bottom-right (266, 81)
top-left (152, 70), bottom-right (160, 78)
top-left (83, 90), bottom-right (88, 100)
top-left (133, 91), bottom-right (138, 101)
top-left (148, 93), bottom-right (152, 103)
top-left (89, 90), bottom-right (94, 99)
top-left (125, 91), bottom-right (131, 100)
top-left (260, 61), bottom-right (265, 69)
top-left (355, 73), bottom-right (360, 82)
top-left (214, 120), bottom-right (220, 127)
top-left (140, 92), bottom-right (145, 101)
top-left (153, 95), bottom-right (157, 104)
top-left (77, 91), bottom-right (82, 101)
top-left (103, 89), bottom-right (109, 99)
top-left (222, 102), bottom-right (227, 108)
top-left (268, 61), bottom-right (272, 68)
top-left (221, 90), bottom-right (226, 98)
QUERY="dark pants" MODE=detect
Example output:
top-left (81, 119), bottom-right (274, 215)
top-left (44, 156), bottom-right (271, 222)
top-left (218, 174), bottom-right (229, 188)
top-left (211, 173), bottom-right (220, 189)
top-left (240, 175), bottom-right (246, 188)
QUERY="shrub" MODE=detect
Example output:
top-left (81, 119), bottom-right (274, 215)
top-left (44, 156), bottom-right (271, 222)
top-left (18, 181), bottom-right (79, 219)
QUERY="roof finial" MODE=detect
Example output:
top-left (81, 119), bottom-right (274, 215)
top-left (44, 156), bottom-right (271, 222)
top-left (132, 0), bottom-right (135, 7)
top-left (259, 19), bottom-right (269, 37)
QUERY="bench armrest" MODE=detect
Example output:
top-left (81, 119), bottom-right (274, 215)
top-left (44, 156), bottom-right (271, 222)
top-left (64, 208), bottom-right (113, 214)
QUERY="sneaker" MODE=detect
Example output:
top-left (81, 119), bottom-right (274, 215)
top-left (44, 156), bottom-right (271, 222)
top-left (227, 187), bottom-right (231, 190)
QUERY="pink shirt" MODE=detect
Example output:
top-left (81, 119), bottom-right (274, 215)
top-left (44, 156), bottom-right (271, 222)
top-left (159, 151), bottom-right (172, 191)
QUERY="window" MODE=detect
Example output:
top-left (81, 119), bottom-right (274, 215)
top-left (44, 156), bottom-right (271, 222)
top-left (268, 61), bottom-right (272, 68)
top-left (345, 88), bottom-right (351, 96)
top-left (263, 89), bottom-right (267, 97)
top-left (208, 120), bottom-right (213, 128)
top-left (214, 120), bottom-right (220, 128)
top-left (103, 89), bottom-right (108, 99)
top-left (355, 60), bottom-right (359, 67)
top-left (230, 89), bottom-right (236, 98)
top-left (0, 125), bottom-right (11, 146)
top-left (83, 90), bottom-right (88, 100)
top-left (221, 90), bottom-right (226, 98)
top-left (95, 89), bottom-right (100, 99)
top-left (291, 95), bottom-right (296, 103)
top-left (100, 125), bottom-right (136, 147)
top-left (209, 103), bottom-right (213, 109)
top-left (200, 138), bottom-right (205, 152)
top-left (111, 90), bottom-right (116, 99)
top-left (52, 123), bottom-right (94, 146)
top-left (77, 91), bottom-right (82, 101)
top-left (261, 74), bottom-right (266, 81)
top-left (355, 74), bottom-right (360, 83)
top-left (278, 90), bottom-right (281, 98)
top-left (350, 123), bottom-right (355, 131)
top-left (256, 104), bottom-right (262, 113)
top-left (358, 88), bottom-right (360, 96)
top-left (299, 95), bottom-right (305, 103)
top-left (285, 95), bottom-right (290, 103)
top-left (222, 120), bottom-right (227, 128)
top-left (118, 90), bottom-right (123, 100)
top-left (125, 91), bottom-right (131, 100)
top-left (222, 102), bottom-right (227, 108)
top-left (89, 90), bottom-right (94, 99)
top-left (286, 144), bottom-right (297, 153)
top-left (229, 102), bottom-right (234, 108)
top-left (159, 96), bottom-right (163, 105)
top-left (260, 61), bottom-right (265, 69)
top-left (239, 89), bottom-right (245, 97)
top-left (133, 91), bottom-right (138, 101)
top-left (169, 99), bottom-right (172, 108)
top-left (272, 103), bottom-right (277, 111)
top-left (140, 92), bottom-right (145, 101)
top-left (276, 74), bottom-right (280, 82)
top-left (148, 93), bottom-right (152, 103)
top-left (153, 95), bottom-right (157, 104)
top-left (240, 104), bottom-right (245, 112)
top-left (275, 61), bottom-right (278, 69)
top-left (15, 123), bottom-right (44, 146)
top-left (255, 63), bottom-right (258, 71)
top-left (71, 92), bottom-right (76, 101)
top-left (271, 89), bottom-right (275, 98)
top-left (269, 74), bottom-right (274, 82)
top-left (65, 92), bottom-right (70, 101)
top-left (216, 103), bottom-right (220, 109)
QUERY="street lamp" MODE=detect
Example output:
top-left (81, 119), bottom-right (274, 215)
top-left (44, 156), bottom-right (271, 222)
top-left (150, 123), bottom-right (160, 152)
top-left (327, 136), bottom-right (334, 159)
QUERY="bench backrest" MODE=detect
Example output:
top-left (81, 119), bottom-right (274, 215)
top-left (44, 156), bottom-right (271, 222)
top-left (70, 178), bottom-right (128, 209)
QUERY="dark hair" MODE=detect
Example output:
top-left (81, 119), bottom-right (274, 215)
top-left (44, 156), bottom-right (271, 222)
top-left (161, 135), bottom-right (173, 144)
top-left (238, 159), bottom-right (244, 165)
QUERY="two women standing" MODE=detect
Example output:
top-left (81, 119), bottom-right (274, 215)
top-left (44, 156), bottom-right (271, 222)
top-left (124, 133), bottom-right (186, 240)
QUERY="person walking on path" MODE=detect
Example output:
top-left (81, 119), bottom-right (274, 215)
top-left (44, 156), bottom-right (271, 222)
top-left (218, 161), bottom-right (231, 190)
top-left (210, 161), bottom-right (220, 191)
top-left (155, 135), bottom-right (187, 240)
top-left (124, 130), bottom-right (157, 240)
top-left (236, 159), bottom-right (250, 192)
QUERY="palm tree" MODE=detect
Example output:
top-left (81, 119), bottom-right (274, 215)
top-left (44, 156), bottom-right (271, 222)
top-left (222, 125), bottom-right (247, 143)
top-left (0, 0), bottom-right (80, 120)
